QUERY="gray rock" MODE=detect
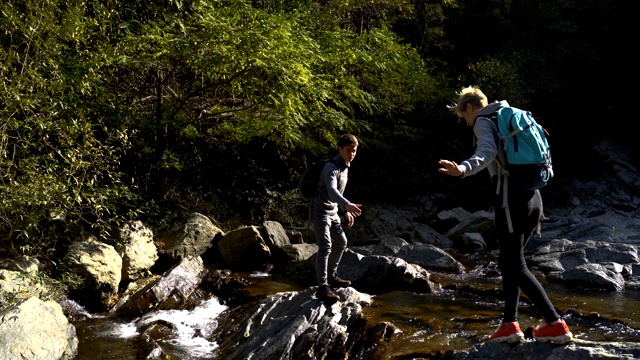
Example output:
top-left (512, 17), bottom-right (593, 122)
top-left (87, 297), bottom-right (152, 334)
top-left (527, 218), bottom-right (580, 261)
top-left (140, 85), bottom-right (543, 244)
top-left (562, 263), bottom-right (626, 291)
top-left (445, 210), bottom-right (495, 248)
top-left (337, 250), bottom-right (437, 294)
top-left (262, 220), bottom-right (291, 249)
top-left (451, 338), bottom-right (640, 359)
top-left (218, 226), bottom-right (271, 270)
top-left (396, 243), bottom-right (466, 273)
top-left (111, 256), bottom-right (206, 316)
top-left (159, 213), bottom-right (224, 262)
top-left (212, 286), bottom-right (396, 360)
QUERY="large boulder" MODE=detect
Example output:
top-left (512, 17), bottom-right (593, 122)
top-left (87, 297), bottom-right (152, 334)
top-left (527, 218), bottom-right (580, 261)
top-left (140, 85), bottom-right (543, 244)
top-left (0, 269), bottom-right (48, 305)
top-left (116, 220), bottom-right (159, 281)
top-left (0, 297), bottom-right (78, 360)
top-left (63, 235), bottom-right (122, 312)
top-left (211, 286), bottom-right (396, 360)
top-left (337, 250), bottom-right (437, 294)
top-left (218, 226), bottom-right (271, 270)
top-left (158, 213), bottom-right (224, 262)
top-left (110, 256), bottom-right (207, 316)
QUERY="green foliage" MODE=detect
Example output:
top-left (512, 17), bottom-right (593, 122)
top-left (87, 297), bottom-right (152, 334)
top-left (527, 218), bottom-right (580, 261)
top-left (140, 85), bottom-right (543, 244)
top-left (0, 0), bottom-right (140, 258)
top-left (3, 0), bottom-right (633, 264)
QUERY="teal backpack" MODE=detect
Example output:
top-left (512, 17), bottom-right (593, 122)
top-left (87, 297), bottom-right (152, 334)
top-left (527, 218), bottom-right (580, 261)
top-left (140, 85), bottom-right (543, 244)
top-left (489, 107), bottom-right (553, 190)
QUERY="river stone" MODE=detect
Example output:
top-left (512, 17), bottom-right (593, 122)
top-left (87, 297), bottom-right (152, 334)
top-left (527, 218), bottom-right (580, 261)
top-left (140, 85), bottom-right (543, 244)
top-left (337, 249), bottom-right (437, 294)
top-left (218, 225), bottom-right (271, 270)
top-left (262, 220), bottom-right (291, 249)
top-left (561, 263), bottom-right (626, 291)
top-left (0, 297), bottom-right (78, 360)
top-left (111, 256), bottom-right (206, 316)
top-left (396, 243), bottom-right (466, 273)
top-left (159, 213), bottom-right (224, 262)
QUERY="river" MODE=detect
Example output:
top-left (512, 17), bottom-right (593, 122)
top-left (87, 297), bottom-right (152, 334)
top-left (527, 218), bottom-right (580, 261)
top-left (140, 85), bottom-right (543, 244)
top-left (70, 256), bottom-right (640, 359)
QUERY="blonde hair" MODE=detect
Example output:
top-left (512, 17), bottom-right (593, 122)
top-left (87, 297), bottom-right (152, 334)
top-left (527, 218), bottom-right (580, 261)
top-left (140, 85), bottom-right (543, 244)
top-left (447, 86), bottom-right (488, 116)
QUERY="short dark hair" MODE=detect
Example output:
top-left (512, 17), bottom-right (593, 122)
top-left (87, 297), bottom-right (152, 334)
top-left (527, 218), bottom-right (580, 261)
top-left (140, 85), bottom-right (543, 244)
top-left (337, 134), bottom-right (358, 148)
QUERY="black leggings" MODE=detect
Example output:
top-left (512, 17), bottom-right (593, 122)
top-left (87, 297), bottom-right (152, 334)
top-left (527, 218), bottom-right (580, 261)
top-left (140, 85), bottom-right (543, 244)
top-left (495, 188), bottom-right (560, 323)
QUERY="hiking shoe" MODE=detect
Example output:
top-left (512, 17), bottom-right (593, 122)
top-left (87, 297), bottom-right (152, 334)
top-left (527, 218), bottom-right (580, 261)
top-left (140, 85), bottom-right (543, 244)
top-left (488, 321), bottom-right (525, 343)
top-left (315, 285), bottom-right (339, 303)
top-left (328, 276), bottom-right (351, 288)
top-left (533, 319), bottom-right (574, 344)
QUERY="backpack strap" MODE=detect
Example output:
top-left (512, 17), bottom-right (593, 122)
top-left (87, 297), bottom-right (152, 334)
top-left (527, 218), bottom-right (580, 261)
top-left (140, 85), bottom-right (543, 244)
top-left (478, 111), bottom-right (515, 234)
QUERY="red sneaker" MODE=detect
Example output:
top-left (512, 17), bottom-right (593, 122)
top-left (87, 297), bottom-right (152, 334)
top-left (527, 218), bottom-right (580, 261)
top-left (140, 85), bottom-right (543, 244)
top-left (488, 321), bottom-right (525, 343)
top-left (533, 319), bottom-right (574, 344)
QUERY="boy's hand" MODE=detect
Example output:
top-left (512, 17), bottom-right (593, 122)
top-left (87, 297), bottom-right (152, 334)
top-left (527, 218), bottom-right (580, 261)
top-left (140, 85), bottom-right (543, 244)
top-left (345, 203), bottom-right (362, 217)
top-left (345, 212), bottom-right (355, 227)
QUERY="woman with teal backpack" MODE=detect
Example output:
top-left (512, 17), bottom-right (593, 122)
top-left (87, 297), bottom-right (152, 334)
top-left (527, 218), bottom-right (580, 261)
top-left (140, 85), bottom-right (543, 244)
top-left (438, 86), bottom-right (573, 344)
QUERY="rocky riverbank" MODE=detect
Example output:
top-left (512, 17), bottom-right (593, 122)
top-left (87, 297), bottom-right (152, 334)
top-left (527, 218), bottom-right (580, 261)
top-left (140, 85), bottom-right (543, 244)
top-left (1, 139), bottom-right (639, 359)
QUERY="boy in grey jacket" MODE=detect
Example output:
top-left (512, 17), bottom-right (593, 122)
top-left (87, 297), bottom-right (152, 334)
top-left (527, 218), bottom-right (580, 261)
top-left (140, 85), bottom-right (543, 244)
top-left (312, 134), bottom-right (362, 303)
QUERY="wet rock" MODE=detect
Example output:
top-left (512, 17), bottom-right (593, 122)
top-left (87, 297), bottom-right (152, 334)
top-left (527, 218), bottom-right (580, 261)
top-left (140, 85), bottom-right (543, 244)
top-left (198, 269), bottom-right (253, 306)
top-left (111, 256), bottom-right (206, 316)
top-left (562, 263), bottom-right (625, 291)
top-left (450, 338), bottom-right (640, 360)
top-left (0, 297), bottom-right (78, 360)
top-left (212, 286), bottom-right (395, 360)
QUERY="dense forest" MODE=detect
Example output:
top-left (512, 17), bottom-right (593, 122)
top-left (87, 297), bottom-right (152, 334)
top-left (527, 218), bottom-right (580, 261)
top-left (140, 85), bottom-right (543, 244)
top-left (1, 0), bottom-right (638, 264)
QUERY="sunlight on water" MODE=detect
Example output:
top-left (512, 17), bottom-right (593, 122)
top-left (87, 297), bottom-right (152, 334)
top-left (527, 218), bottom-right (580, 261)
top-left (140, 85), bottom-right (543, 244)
top-left (110, 297), bottom-right (227, 357)
top-left (249, 271), bottom-right (271, 278)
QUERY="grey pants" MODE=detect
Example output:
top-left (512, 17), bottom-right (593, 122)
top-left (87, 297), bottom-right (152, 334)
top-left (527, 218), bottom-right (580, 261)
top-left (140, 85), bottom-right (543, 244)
top-left (312, 211), bottom-right (348, 287)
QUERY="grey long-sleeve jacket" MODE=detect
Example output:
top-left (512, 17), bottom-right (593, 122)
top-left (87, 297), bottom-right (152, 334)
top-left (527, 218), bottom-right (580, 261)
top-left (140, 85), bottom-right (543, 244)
top-left (458, 100), bottom-right (509, 179)
top-left (312, 154), bottom-right (349, 216)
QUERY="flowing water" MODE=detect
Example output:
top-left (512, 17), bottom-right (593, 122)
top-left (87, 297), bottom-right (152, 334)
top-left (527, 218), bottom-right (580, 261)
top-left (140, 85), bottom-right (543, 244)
top-left (72, 296), bottom-right (227, 359)
top-left (70, 264), bottom-right (640, 359)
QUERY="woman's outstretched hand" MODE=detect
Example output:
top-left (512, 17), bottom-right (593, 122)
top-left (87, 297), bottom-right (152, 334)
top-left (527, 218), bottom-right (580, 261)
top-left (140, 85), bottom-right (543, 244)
top-left (438, 159), bottom-right (463, 177)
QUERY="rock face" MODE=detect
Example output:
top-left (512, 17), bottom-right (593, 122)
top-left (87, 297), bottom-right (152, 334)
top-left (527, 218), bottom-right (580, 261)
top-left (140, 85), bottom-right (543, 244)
top-left (159, 213), bottom-right (225, 262)
top-left (110, 256), bottom-right (207, 316)
top-left (211, 286), bottom-right (396, 360)
top-left (116, 220), bottom-right (159, 281)
top-left (0, 297), bottom-right (78, 360)
top-left (217, 225), bottom-right (271, 270)
top-left (64, 235), bottom-right (123, 312)
top-left (451, 338), bottom-right (640, 360)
